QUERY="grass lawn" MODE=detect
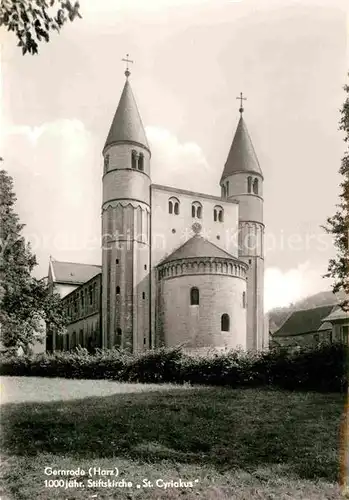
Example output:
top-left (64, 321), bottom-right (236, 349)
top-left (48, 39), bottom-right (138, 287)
top-left (0, 376), bottom-right (347, 499)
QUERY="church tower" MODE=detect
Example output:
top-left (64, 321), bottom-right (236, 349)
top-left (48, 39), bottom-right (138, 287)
top-left (101, 62), bottom-right (151, 352)
top-left (220, 95), bottom-right (266, 350)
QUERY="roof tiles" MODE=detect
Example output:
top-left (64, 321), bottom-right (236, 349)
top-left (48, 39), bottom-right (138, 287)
top-left (273, 305), bottom-right (334, 338)
top-left (221, 116), bottom-right (262, 181)
top-left (104, 79), bottom-right (149, 152)
top-left (159, 234), bottom-right (237, 266)
top-left (51, 261), bottom-right (101, 284)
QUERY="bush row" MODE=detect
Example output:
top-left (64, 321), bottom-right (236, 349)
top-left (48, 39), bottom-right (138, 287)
top-left (0, 343), bottom-right (348, 392)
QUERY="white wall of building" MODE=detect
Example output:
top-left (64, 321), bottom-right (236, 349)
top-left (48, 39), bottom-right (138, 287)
top-left (151, 185), bottom-right (240, 267)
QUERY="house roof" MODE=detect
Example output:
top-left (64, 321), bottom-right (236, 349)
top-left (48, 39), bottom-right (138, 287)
top-left (221, 115), bottom-right (262, 182)
top-left (158, 234), bottom-right (238, 266)
top-left (50, 260), bottom-right (101, 285)
top-left (318, 321), bottom-right (332, 331)
top-left (273, 304), bottom-right (335, 338)
top-left (104, 78), bottom-right (149, 152)
top-left (321, 306), bottom-right (349, 324)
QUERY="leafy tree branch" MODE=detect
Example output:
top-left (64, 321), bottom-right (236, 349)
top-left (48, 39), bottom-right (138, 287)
top-left (0, 0), bottom-right (81, 55)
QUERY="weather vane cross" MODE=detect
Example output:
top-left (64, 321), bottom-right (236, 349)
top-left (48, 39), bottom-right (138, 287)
top-left (236, 92), bottom-right (247, 114)
top-left (122, 54), bottom-right (134, 78)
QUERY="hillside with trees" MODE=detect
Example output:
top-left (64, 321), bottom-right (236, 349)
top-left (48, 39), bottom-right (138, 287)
top-left (268, 290), bottom-right (344, 333)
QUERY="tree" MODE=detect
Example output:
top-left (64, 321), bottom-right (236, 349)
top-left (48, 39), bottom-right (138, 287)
top-left (324, 77), bottom-right (349, 310)
top-left (0, 0), bottom-right (81, 55)
top-left (0, 169), bottom-right (66, 353)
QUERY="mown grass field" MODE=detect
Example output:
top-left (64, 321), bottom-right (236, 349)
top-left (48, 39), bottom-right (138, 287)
top-left (0, 376), bottom-right (347, 499)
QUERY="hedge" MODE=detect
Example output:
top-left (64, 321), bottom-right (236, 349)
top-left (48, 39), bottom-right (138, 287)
top-left (0, 343), bottom-right (348, 392)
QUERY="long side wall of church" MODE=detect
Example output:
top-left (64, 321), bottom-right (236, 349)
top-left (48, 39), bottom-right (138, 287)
top-left (55, 274), bottom-right (102, 352)
top-left (57, 313), bottom-right (100, 351)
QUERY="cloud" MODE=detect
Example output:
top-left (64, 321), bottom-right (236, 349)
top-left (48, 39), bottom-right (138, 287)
top-left (4, 120), bottom-right (331, 311)
top-left (146, 125), bottom-right (218, 194)
top-left (264, 261), bottom-right (332, 311)
top-left (4, 119), bottom-right (87, 147)
top-left (5, 125), bottom-right (45, 145)
top-left (3, 120), bottom-right (217, 276)
top-left (2, 119), bottom-right (101, 277)
top-left (85, 0), bottom-right (215, 15)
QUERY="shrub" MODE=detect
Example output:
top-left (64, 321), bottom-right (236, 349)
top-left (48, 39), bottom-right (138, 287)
top-left (120, 346), bottom-right (182, 383)
top-left (0, 342), bottom-right (347, 392)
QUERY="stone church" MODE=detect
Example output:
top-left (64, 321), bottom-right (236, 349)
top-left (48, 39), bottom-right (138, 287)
top-left (47, 67), bottom-right (267, 353)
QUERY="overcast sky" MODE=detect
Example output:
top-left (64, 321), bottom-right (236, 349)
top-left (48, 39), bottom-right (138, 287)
top-left (1, 0), bottom-right (347, 311)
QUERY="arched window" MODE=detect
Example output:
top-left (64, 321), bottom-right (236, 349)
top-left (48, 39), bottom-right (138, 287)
top-left (138, 153), bottom-right (144, 171)
top-left (55, 334), bottom-right (62, 351)
top-left (116, 328), bottom-right (122, 347)
top-left (253, 178), bottom-right (259, 194)
top-left (226, 181), bottom-right (229, 197)
top-left (87, 336), bottom-right (93, 353)
top-left (221, 313), bottom-right (230, 332)
top-left (242, 291), bottom-right (246, 309)
top-left (169, 197), bottom-right (180, 215)
top-left (89, 285), bottom-right (93, 305)
top-left (192, 201), bottom-right (202, 219)
top-left (116, 286), bottom-right (120, 295)
top-left (190, 287), bottom-right (199, 305)
top-left (247, 176), bottom-right (252, 193)
top-left (72, 331), bottom-right (77, 349)
top-left (131, 150), bottom-right (137, 169)
top-left (104, 154), bottom-right (109, 174)
top-left (222, 185), bottom-right (226, 198)
top-left (79, 329), bottom-right (84, 348)
top-left (214, 205), bottom-right (224, 223)
top-left (93, 282), bottom-right (97, 306)
top-left (81, 291), bottom-right (84, 310)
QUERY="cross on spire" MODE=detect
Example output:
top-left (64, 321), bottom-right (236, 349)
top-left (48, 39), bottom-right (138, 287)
top-left (236, 92), bottom-right (247, 114)
top-left (122, 53), bottom-right (134, 78)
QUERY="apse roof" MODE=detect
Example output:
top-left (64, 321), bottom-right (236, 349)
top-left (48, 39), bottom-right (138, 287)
top-left (159, 234), bottom-right (236, 266)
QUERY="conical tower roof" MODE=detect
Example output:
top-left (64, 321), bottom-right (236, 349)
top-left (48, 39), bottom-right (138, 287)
top-left (104, 78), bottom-right (150, 153)
top-left (221, 115), bottom-right (262, 182)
